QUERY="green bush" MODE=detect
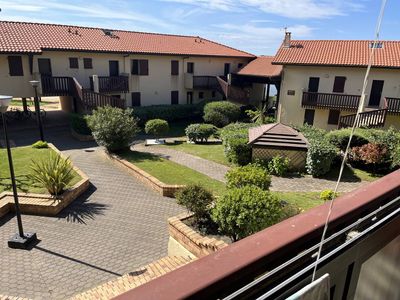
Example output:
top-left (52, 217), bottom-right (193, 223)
top-left (306, 139), bottom-right (338, 177)
top-left (145, 119), bottom-right (169, 138)
top-left (203, 101), bottom-right (241, 127)
top-left (295, 124), bottom-right (326, 141)
top-left (225, 164), bottom-right (271, 190)
top-left (225, 136), bottom-right (252, 166)
top-left (133, 104), bottom-right (203, 125)
top-left (320, 189), bottom-right (338, 201)
top-left (391, 143), bottom-right (400, 169)
top-left (32, 140), bottom-right (48, 149)
top-left (212, 186), bottom-right (282, 241)
top-left (279, 201), bottom-right (302, 220)
top-left (175, 185), bottom-right (214, 222)
top-left (28, 152), bottom-right (74, 196)
top-left (219, 122), bottom-right (256, 141)
top-left (185, 123), bottom-right (217, 143)
top-left (86, 106), bottom-right (139, 152)
top-left (70, 113), bottom-right (92, 135)
top-left (326, 128), bottom-right (369, 151)
top-left (267, 156), bottom-right (290, 176)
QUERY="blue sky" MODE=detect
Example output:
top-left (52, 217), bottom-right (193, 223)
top-left (0, 0), bottom-right (398, 55)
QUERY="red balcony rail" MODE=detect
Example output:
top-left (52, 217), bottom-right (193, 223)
top-left (302, 92), bottom-right (360, 110)
top-left (89, 76), bottom-right (129, 93)
top-left (193, 76), bottom-right (219, 89)
top-left (338, 108), bottom-right (387, 129)
top-left (386, 97), bottom-right (400, 115)
top-left (41, 76), bottom-right (73, 96)
top-left (115, 170), bottom-right (400, 300)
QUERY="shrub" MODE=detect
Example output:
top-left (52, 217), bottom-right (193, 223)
top-left (70, 113), bottom-right (92, 135)
top-left (185, 123), bottom-right (217, 143)
top-left (219, 122), bottom-right (256, 141)
top-left (86, 106), bottom-right (139, 152)
top-left (295, 124), bottom-right (326, 141)
top-left (326, 128), bottom-right (369, 151)
top-left (133, 104), bottom-right (203, 125)
top-left (212, 186), bottom-right (282, 241)
top-left (28, 152), bottom-right (74, 196)
top-left (175, 185), bottom-right (214, 222)
top-left (203, 101), bottom-right (241, 127)
top-left (145, 119), bottom-right (169, 138)
top-left (267, 156), bottom-right (290, 176)
top-left (350, 143), bottom-right (389, 168)
top-left (306, 139), bottom-right (337, 177)
top-left (225, 136), bottom-right (252, 166)
top-left (279, 201), bottom-right (302, 221)
top-left (225, 164), bottom-right (271, 190)
top-left (32, 140), bottom-right (48, 149)
top-left (320, 189), bottom-right (338, 201)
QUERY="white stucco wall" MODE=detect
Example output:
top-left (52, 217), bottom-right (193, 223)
top-left (0, 52), bottom-right (251, 106)
top-left (277, 65), bottom-right (400, 130)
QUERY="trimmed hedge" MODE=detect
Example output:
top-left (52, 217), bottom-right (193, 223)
top-left (145, 119), bottom-right (169, 137)
top-left (306, 139), bottom-right (338, 177)
top-left (225, 164), bottom-right (271, 190)
top-left (133, 104), bottom-right (203, 125)
top-left (326, 128), bottom-right (369, 151)
top-left (185, 123), bottom-right (217, 143)
top-left (203, 101), bottom-right (241, 127)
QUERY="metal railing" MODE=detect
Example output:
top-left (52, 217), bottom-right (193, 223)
top-left (302, 92), bottom-right (360, 110)
top-left (193, 76), bottom-right (219, 89)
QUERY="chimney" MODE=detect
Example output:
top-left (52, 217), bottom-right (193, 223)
top-left (283, 32), bottom-right (291, 48)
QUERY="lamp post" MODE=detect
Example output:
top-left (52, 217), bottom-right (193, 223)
top-left (29, 80), bottom-right (44, 142)
top-left (0, 96), bottom-right (37, 249)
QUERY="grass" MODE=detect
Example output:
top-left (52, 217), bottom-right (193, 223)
top-left (319, 164), bottom-right (382, 182)
top-left (10, 99), bottom-right (53, 107)
top-left (162, 141), bottom-right (229, 166)
top-left (0, 146), bottom-right (81, 194)
top-left (272, 191), bottom-right (324, 211)
top-left (120, 150), bottom-right (226, 196)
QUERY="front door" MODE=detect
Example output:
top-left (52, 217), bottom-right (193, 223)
top-left (38, 58), bottom-right (52, 76)
top-left (109, 61), bottom-right (119, 77)
top-left (224, 63), bottom-right (230, 76)
top-left (368, 80), bottom-right (384, 107)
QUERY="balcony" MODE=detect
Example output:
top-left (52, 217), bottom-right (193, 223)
top-left (41, 76), bottom-right (73, 96)
top-left (90, 76), bottom-right (129, 93)
top-left (193, 76), bottom-right (219, 90)
top-left (302, 91), bottom-right (360, 110)
top-left (115, 170), bottom-right (400, 299)
top-left (386, 97), bottom-right (400, 115)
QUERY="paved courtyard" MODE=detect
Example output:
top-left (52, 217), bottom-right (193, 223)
top-left (0, 126), bottom-right (184, 299)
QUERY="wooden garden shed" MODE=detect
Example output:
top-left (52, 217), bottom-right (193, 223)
top-left (248, 123), bottom-right (309, 170)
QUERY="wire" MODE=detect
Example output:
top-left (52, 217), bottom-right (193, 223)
top-left (311, 0), bottom-right (387, 282)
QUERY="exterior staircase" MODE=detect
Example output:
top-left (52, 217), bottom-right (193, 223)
top-left (71, 255), bottom-right (195, 300)
top-left (216, 76), bottom-right (251, 105)
top-left (41, 76), bottom-right (125, 113)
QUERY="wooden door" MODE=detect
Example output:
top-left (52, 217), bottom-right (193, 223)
top-left (38, 58), bottom-right (52, 76)
top-left (308, 77), bottom-right (320, 92)
top-left (109, 61), bottom-right (119, 77)
top-left (369, 80), bottom-right (384, 107)
top-left (304, 109), bottom-right (315, 125)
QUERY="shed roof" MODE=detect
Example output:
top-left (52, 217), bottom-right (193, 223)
top-left (248, 123), bottom-right (308, 150)
top-left (237, 56), bottom-right (282, 77)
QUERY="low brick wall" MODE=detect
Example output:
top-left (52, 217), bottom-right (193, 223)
top-left (168, 212), bottom-right (228, 258)
top-left (108, 154), bottom-right (184, 198)
top-left (0, 143), bottom-right (89, 218)
top-left (71, 128), bottom-right (94, 142)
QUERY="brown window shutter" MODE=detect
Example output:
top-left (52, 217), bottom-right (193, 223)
top-left (333, 76), bottom-right (346, 93)
top-left (328, 109), bottom-right (340, 125)
top-left (8, 56), bottom-right (24, 76)
top-left (304, 109), bottom-right (315, 125)
top-left (171, 60), bottom-right (179, 75)
top-left (83, 58), bottom-right (93, 69)
top-left (131, 60), bottom-right (139, 75)
top-left (187, 62), bottom-right (194, 74)
top-left (140, 60), bottom-right (149, 75)
top-left (131, 92), bottom-right (141, 106)
top-left (69, 57), bottom-right (79, 69)
top-left (171, 91), bottom-right (179, 104)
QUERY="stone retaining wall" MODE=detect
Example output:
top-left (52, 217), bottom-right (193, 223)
top-left (168, 212), bottom-right (228, 258)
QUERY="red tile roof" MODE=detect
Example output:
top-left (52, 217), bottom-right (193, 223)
top-left (237, 56), bottom-right (282, 77)
top-left (0, 21), bottom-right (255, 58)
top-left (273, 40), bottom-right (400, 68)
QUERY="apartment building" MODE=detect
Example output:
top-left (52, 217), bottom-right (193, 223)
top-left (0, 21), bottom-right (255, 111)
top-left (273, 33), bottom-right (400, 130)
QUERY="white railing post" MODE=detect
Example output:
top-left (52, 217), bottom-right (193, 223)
top-left (92, 75), bottom-right (99, 93)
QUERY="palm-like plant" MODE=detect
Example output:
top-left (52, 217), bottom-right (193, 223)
top-left (28, 152), bottom-right (75, 196)
top-left (246, 102), bottom-right (267, 124)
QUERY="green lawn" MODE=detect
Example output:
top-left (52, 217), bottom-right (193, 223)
top-left (0, 146), bottom-right (81, 194)
top-left (272, 191), bottom-right (324, 211)
top-left (162, 141), bottom-right (229, 166)
top-left (120, 150), bottom-right (226, 196)
top-left (320, 164), bottom-right (382, 182)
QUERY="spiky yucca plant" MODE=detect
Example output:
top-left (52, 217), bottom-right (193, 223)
top-left (28, 152), bottom-right (74, 196)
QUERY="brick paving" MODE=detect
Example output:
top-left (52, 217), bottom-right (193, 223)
top-left (0, 127), bottom-right (184, 300)
top-left (133, 143), bottom-right (368, 193)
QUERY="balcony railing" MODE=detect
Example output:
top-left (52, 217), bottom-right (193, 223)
top-left (338, 108), bottom-right (387, 129)
top-left (41, 76), bottom-right (73, 96)
top-left (90, 76), bottom-right (129, 93)
top-left (193, 76), bottom-right (219, 89)
top-left (302, 91), bottom-right (360, 110)
top-left (386, 97), bottom-right (400, 115)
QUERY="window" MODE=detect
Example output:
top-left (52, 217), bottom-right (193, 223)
top-left (131, 92), bottom-right (141, 107)
top-left (238, 63), bottom-right (243, 69)
top-left (304, 109), bottom-right (315, 125)
top-left (370, 42), bottom-right (383, 49)
top-left (187, 62), bottom-right (194, 74)
top-left (187, 92), bottom-right (193, 104)
top-left (333, 76), bottom-right (346, 93)
top-left (171, 91), bottom-right (179, 105)
top-left (224, 63), bottom-right (230, 76)
top-left (212, 91), bottom-right (216, 98)
top-left (328, 110), bottom-right (340, 125)
top-left (8, 56), bottom-right (23, 76)
top-left (83, 58), bottom-right (93, 69)
top-left (69, 57), bottom-right (79, 69)
top-left (171, 60), bottom-right (179, 75)
top-left (199, 91), bottom-right (204, 99)
top-left (131, 59), bottom-right (149, 75)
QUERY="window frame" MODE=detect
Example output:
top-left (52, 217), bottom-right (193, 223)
top-left (69, 57), bottom-right (79, 69)
top-left (304, 109), bottom-right (315, 125)
top-left (171, 90), bottom-right (179, 105)
top-left (131, 92), bottom-right (141, 107)
top-left (333, 76), bottom-right (346, 93)
top-left (131, 59), bottom-right (149, 76)
top-left (328, 109), bottom-right (340, 125)
top-left (171, 60), bottom-right (179, 76)
top-left (187, 62), bottom-right (194, 74)
top-left (83, 58), bottom-right (93, 69)
top-left (8, 56), bottom-right (24, 76)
